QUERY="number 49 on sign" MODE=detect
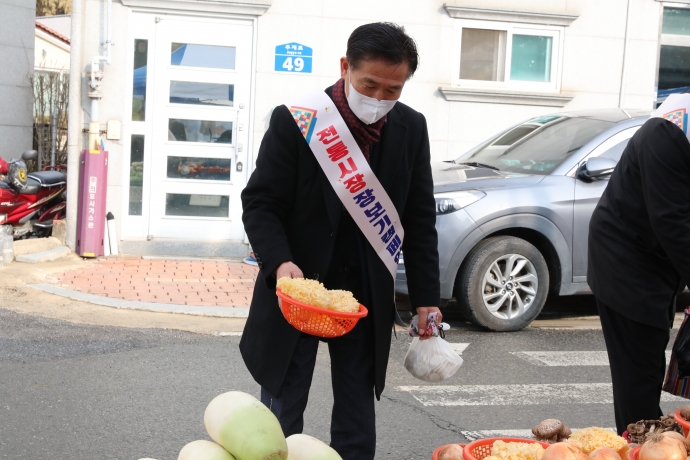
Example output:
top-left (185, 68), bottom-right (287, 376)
top-left (281, 57), bottom-right (307, 72)
top-left (275, 42), bottom-right (313, 74)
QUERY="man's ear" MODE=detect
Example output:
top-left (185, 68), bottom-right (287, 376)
top-left (339, 57), bottom-right (349, 80)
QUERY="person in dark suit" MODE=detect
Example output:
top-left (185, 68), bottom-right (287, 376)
top-left (240, 23), bottom-right (440, 459)
top-left (588, 94), bottom-right (690, 434)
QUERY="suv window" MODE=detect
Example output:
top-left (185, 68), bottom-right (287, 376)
top-left (457, 116), bottom-right (614, 175)
top-left (597, 138), bottom-right (630, 163)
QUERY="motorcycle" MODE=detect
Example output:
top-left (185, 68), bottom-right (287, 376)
top-left (0, 150), bottom-right (67, 239)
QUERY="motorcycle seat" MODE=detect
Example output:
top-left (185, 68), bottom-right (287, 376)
top-left (21, 178), bottom-right (41, 195)
top-left (27, 170), bottom-right (66, 186)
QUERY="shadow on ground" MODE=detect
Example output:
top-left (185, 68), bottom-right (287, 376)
top-left (396, 291), bottom-right (690, 329)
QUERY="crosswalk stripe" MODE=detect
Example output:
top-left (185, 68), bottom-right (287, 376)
top-left (448, 343), bottom-right (470, 355)
top-left (397, 383), bottom-right (686, 406)
top-left (511, 351), bottom-right (672, 366)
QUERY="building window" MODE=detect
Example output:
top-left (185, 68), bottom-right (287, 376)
top-left (167, 119), bottom-right (233, 143)
top-left (132, 39), bottom-right (148, 121)
top-left (166, 157), bottom-right (231, 181)
top-left (459, 28), bottom-right (506, 81)
top-left (171, 43), bottom-right (236, 70)
top-left (453, 20), bottom-right (562, 91)
top-left (657, 6), bottom-right (690, 105)
top-left (128, 135), bottom-right (144, 216)
top-left (169, 81), bottom-right (234, 107)
top-left (165, 194), bottom-right (230, 218)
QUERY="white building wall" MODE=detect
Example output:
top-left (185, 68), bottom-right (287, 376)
top-left (73, 0), bottom-right (663, 253)
top-left (250, 0), bottom-right (661, 166)
top-left (35, 32), bottom-right (71, 71)
top-left (0, 0), bottom-right (35, 160)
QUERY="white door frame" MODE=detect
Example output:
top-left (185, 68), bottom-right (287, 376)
top-left (122, 10), bottom-right (257, 244)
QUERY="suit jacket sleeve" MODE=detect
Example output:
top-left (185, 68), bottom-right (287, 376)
top-left (639, 118), bottom-right (690, 286)
top-left (241, 105), bottom-right (300, 288)
top-left (400, 113), bottom-right (441, 308)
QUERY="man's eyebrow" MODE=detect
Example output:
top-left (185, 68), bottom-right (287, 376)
top-left (362, 76), bottom-right (403, 90)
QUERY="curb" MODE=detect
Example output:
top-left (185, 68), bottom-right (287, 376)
top-left (28, 284), bottom-right (250, 318)
top-left (16, 246), bottom-right (72, 264)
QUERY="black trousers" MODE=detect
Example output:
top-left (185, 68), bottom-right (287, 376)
top-left (260, 315), bottom-right (376, 460)
top-left (597, 298), bottom-right (670, 434)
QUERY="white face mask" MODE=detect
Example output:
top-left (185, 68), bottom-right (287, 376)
top-left (346, 72), bottom-right (398, 125)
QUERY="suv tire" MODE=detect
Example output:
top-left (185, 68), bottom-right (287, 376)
top-left (456, 236), bottom-right (549, 331)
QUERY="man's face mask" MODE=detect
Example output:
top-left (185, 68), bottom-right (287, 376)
top-left (346, 72), bottom-right (398, 125)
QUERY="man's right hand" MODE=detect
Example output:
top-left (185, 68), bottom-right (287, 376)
top-left (276, 261), bottom-right (303, 280)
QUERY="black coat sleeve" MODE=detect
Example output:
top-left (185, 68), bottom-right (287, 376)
top-left (241, 105), bottom-right (301, 287)
top-left (638, 118), bottom-right (690, 285)
top-left (400, 113), bottom-right (441, 309)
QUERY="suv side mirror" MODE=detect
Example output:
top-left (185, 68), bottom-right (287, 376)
top-left (21, 150), bottom-right (38, 161)
top-left (576, 157), bottom-right (617, 183)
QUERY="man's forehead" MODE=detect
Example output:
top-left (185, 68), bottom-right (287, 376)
top-left (352, 60), bottom-right (409, 85)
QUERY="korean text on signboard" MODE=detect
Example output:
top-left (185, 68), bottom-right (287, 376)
top-left (87, 176), bottom-right (97, 230)
top-left (275, 42), bottom-right (313, 74)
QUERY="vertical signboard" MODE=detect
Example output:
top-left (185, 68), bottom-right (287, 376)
top-left (76, 150), bottom-right (109, 257)
top-left (274, 42), bottom-right (313, 74)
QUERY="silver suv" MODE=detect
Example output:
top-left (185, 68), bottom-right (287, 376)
top-left (396, 109), bottom-right (650, 331)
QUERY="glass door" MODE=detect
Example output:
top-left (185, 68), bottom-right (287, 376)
top-left (148, 18), bottom-right (253, 241)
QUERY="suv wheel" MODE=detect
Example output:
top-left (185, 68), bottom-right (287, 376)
top-left (456, 236), bottom-right (549, 331)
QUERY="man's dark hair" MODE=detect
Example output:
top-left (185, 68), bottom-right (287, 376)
top-left (346, 22), bottom-right (419, 78)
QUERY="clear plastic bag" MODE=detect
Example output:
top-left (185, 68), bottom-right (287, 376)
top-left (404, 336), bottom-right (463, 382)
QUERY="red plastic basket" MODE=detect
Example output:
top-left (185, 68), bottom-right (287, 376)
top-left (627, 445), bottom-right (641, 460)
top-left (463, 438), bottom-right (550, 460)
top-left (674, 408), bottom-right (690, 437)
top-left (276, 289), bottom-right (368, 338)
top-left (432, 443), bottom-right (466, 460)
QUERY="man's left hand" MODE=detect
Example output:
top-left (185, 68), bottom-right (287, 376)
top-left (416, 306), bottom-right (442, 340)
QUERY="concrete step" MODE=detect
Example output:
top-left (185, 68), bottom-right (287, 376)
top-left (16, 246), bottom-right (72, 264)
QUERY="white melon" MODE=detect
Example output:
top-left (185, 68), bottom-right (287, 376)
top-left (204, 391), bottom-right (288, 460)
top-left (178, 440), bottom-right (236, 460)
top-left (286, 434), bottom-right (342, 460)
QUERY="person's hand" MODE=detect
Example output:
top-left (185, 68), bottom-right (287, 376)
top-left (276, 261), bottom-right (303, 280)
top-left (416, 306), bottom-right (442, 340)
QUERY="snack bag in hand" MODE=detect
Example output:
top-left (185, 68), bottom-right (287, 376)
top-left (405, 314), bottom-right (462, 382)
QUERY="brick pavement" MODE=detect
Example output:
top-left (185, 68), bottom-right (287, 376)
top-left (57, 257), bottom-right (259, 308)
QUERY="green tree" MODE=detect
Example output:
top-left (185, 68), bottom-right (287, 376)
top-left (36, 0), bottom-right (71, 17)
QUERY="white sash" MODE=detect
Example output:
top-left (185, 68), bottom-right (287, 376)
top-left (288, 90), bottom-right (404, 279)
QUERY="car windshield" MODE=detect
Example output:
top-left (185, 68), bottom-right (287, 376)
top-left (456, 115), bottom-right (614, 175)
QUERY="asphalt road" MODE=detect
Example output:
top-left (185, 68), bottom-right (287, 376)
top-left (1, 297), bottom-right (687, 460)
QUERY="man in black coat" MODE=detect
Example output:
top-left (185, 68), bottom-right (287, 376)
top-left (588, 94), bottom-right (690, 434)
top-left (240, 23), bottom-right (440, 459)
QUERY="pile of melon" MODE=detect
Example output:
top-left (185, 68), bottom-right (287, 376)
top-left (142, 391), bottom-right (342, 460)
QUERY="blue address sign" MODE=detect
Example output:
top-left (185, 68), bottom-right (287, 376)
top-left (275, 42), bottom-right (313, 74)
